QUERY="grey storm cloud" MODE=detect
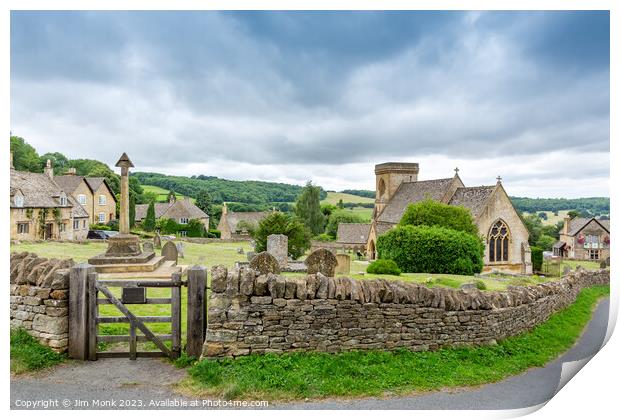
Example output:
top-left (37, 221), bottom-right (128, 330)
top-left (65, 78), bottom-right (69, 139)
top-left (10, 11), bottom-right (609, 196)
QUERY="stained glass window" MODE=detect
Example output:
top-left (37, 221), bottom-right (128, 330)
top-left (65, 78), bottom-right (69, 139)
top-left (488, 220), bottom-right (510, 262)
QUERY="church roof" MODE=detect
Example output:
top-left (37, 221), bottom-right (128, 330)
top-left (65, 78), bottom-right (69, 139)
top-left (448, 186), bottom-right (496, 218)
top-left (377, 178), bottom-right (454, 224)
top-left (336, 223), bottom-right (371, 244)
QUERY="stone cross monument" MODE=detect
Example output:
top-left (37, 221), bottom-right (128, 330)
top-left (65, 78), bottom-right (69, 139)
top-left (116, 152), bottom-right (133, 234)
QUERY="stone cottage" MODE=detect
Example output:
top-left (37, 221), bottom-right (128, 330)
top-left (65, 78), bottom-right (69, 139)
top-left (554, 217), bottom-right (610, 261)
top-left (356, 162), bottom-right (531, 274)
top-left (54, 169), bottom-right (117, 225)
top-left (10, 158), bottom-right (89, 241)
top-left (217, 202), bottom-right (271, 239)
top-left (134, 195), bottom-right (209, 235)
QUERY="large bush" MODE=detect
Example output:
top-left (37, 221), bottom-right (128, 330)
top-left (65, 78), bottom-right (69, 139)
top-left (377, 225), bottom-right (484, 275)
top-left (530, 246), bottom-right (543, 272)
top-left (399, 199), bottom-right (479, 236)
top-left (252, 212), bottom-right (311, 260)
top-left (366, 259), bottom-right (401, 276)
top-left (325, 211), bottom-right (364, 238)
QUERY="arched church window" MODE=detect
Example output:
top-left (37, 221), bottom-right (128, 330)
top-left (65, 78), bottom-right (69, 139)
top-left (488, 220), bottom-right (510, 262)
top-left (378, 178), bottom-right (386, 198)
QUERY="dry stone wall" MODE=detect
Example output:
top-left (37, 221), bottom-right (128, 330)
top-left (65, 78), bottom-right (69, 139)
top-left (10, 252), bottom-right (74, 352)
top-left (202, 266), bottom-right (609, 358)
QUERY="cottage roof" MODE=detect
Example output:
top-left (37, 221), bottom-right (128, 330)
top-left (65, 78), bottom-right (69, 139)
top-left (553, 240), bottom-right (566, 249)
top-left (135, 198), bottom-right (208, 221)
top-left (448, 186), bottom-right (496, 218)
top-left (377, 178), bottom-right (454, 224)
top-left (225, 211), bottom-right (270, 231)
top-left (85, 177), bottom-right (106, 193)
top-left (10, 169), bottom-right (70, 208)
top-left (567, 217), bottom-right (610, 236)
top-left (68, 196), bottom-right (90, 218)
top-left (336, 223), bottom-right (371, 244)
top-left (54, 175), bottom-right (86, 194)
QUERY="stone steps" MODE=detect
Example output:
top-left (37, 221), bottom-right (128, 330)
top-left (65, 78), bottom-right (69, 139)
top-left (93, 255), bottom-right (167, 273)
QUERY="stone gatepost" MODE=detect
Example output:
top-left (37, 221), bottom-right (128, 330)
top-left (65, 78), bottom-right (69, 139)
top-left (267, 234), bottom-right (288, 268)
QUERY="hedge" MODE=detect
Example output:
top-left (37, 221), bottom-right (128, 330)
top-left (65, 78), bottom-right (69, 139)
top-left (399, 199), bottom-right (479, 236)
top-left (377, 225), bottom-right (484, 275)
top-left (367, 259), bottom-right (401, 276)
top-left (531, 246), bottom-right (543, 272)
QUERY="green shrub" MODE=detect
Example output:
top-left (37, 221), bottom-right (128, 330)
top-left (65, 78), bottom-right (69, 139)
top-left (475, 280), bottom-right (487, 290)
top-left (208, 229), bottom-right (221, 238)
top-left (531, 246), bottom-right (543, 271)
top-left (106, 219), bottom-right (119, 231)
top-left (185, 219), bottom-right (206, 238)
top-left (377, 225), bottom-right (483, 275)
top-left (89, 223), bottom-right (111, 231)
top-left (366, 259), bottom-right (401, 276)
top-left (399, 199), bottom-right (479, 236)
top-left (313, 233), bottom-right (336, 242)
top-left (252, 212), bottom-right (311, 260)
top-left (142, 201), bottom-right (157, 232)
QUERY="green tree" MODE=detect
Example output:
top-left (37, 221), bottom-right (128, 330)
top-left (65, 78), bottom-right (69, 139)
top-left (195, 190), bottom-right (213, 216)
top-left (521, 213), bottom-right (543, 246)
top-left (86, 165), bottom-right (120, 195)
top-left (536, 234), bottom-right (556, 251)
top-left (337, 199), bottom-right (345, 209)
top-left (325, 211), bottom-right (364, 238)
top-left (294, 182), bottom-right (326, 235)
top-left (142, 201), bottom-right (156, 232)
top-left (40, 152), bottom-right (69, 174)
top-left (399, 199), bottom-right (479, 236)
top-left (567, 210), bottom-right (581, 219)
top-left (186, 219), bottom-right (206, 237)
top-left (129, 194), bottom-right (136, 228)
top-left (10, 136), bottom-right (42, 172)
top-left (320, 203), bottom-right (338, 218)
top-left (252, 212), bottom-right (311, 260)
top-left (537, 212), bottom-right (548, 221)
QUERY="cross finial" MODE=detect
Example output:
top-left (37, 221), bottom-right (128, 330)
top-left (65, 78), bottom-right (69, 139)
top-left (496, 175), bottom-right (502, 183)
top-left (454, 167), bottom-right (459, 174)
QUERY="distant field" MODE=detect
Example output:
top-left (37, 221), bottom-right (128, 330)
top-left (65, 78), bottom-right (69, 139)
top-left (142, 185), bottom-right (196, 203)
top-left (523, 210), bottom-right (570, 226)
top-left (322, 191), bottom-right (374, 205)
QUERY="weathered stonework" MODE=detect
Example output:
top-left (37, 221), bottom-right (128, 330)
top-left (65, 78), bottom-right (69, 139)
top-left (335, 254), bottom-right (351, 275)
top-left (10, 252), bottom-right (74, 352)
top-left (202, 267), bottom-right (609, 359)
top-left (249, 252), bottom-right (281, 275)
top-left (267, 234), bottom-right (288, 268)
top-left (305, 248), bottom-right (338, 277)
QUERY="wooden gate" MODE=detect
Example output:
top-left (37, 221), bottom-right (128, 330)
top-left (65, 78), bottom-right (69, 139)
top-left (68, 264), bottom-right (207, 361)
top-left (88, 272), bottom-right (183, 360)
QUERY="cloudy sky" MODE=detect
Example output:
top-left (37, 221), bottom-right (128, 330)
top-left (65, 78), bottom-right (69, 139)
top-left (11, 11), bottom-right (609, 197)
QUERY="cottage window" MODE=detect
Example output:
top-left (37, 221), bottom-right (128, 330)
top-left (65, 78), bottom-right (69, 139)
top-left (17, 222), bottom-right (29, 234)
top-left (179, 231), bottom-right (187, 237)
top-left (14, 196), bottom-right (24, 207)
top-left (488, 220), bottom-right (510, 263)
top-left (78, 194), bottom-right (86, 205)
top-left (589, 249), bottom-right (600, 260)
top-left (98, 212), bottom-right (105, 223)
top-left (59, 223), bottom-right (66, 233)
top-left (180, 217), bottom-right (189, 224)
top-left (83, 220), bottom-right (86, 229)
top-left (73, 220), bottom-right (80, 230)
top-left (99, 195), bottom-right (106, 205)
top-left (60, 196), bottom-right (68, 206)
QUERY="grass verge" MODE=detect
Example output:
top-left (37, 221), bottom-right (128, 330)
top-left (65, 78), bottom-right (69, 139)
top-left (10, 328), bottom-right (67, 374)
top-left (186, 285), bottom-right (609, 401)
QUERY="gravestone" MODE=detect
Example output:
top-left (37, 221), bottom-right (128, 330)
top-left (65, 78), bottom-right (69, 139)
top-left (600, 260), bottom-right (607, 269)
top-left (247, 251), bottom-right (256, 261)
top-left (153, 233), bottom-right (162, 249)
top-left (176, 242), bottom-right (185, 258)
top-left (335, 254), bottom-right (351, 275)
top-left (305, 248), bottom-right (338, 277)
top-left (562, 265), bottom-right (571, 276)
top-left (249, 252), bottom-right (281, 275)
top-left (237, 247), bottom-right (245, 254)
top-left (142, 241), bottom-right (154, 253)
top-left (267, 234), bottom-right (288, 268)
top-left (162, 241), bottom-right (178, 264)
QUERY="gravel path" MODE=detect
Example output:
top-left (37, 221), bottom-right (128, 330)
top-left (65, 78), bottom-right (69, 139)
top-left (11, 298), bottom-right (608, 410)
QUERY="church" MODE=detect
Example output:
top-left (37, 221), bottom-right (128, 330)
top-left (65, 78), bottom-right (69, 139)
top-left (363, 162), bottom-right (532, 274)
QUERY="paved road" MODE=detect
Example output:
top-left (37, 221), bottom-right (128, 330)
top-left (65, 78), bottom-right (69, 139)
top-left (11, 298), bottom-right (609, 410)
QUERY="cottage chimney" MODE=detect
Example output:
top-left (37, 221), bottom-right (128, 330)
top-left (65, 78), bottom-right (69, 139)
top-left (44, 159), bottom-right (54, 179)
top-left (222, 202), bottom-right (228, 215)
top-left (10, 152), bottom-right (14, 169)
top-left (66, 167), bottom-right (77, 175)
top-left (563, 216), bottom-right (570, 235)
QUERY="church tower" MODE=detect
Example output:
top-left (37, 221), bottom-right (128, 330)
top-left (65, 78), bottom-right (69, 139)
top-left (373, 162), bottom-right (419, 216)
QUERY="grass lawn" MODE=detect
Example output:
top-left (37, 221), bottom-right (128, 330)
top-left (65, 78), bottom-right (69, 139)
top-left (10, 328), bottom-right (67, 374)
top-left (183, 285), bottom-right (609, 401)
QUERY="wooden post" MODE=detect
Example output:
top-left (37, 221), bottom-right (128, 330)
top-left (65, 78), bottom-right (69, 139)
top-left (129, 321), bottom-right (137, 360)
top-left (88, 272), bottom-right (99, 361)
top-left (68, 263), bottom-right (95, 360)
top-left (186, 266), bottom-right (207, 358)
top-left (171, 272), bottom-right (182, 359)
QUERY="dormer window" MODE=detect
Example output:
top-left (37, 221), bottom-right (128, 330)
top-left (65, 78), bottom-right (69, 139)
top-left (179, 217), bottom-right (189, 224)
top-left (60, 194), bottom-right (68, 206)
top-left (14, 195), bottom-right (24, 208)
